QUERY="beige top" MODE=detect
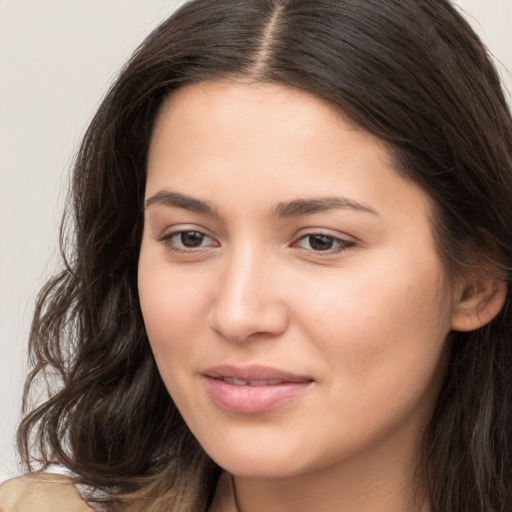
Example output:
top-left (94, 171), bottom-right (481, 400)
top-left (0, 471), bottom-right (237, 512)
top-left (0, 472), bottom-right (237, 512)
top-left (0, 473), bottom-right (94, 512)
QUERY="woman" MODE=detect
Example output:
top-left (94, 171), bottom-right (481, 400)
top-left (1, 0), bottom-right (511, 511)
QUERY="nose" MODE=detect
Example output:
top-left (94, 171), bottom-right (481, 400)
top-left (208, 246), bottom-right (289, 343)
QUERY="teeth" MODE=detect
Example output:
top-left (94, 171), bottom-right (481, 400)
top-left (251, 379), bottom-right (282, 386)
top-left (221, 377), bottom-right (283, 386)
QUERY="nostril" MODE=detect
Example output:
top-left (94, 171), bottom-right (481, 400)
top-left (208, 299), bottom-right (289, 343)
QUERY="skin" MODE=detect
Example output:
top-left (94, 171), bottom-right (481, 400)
top-left (138, 80), bottom-right (462, 512)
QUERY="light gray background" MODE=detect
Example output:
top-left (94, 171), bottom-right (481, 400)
top-left (1, 0), bottom-right (511, 481)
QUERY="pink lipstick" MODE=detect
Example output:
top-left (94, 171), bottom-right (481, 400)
top-left (203, 365), bottom-right (313, 414)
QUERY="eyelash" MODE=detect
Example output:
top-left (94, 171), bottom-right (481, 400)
top-left (293, 233), bottom-right (355, 253)
top-left (158, 230), bottom-right (355, 255)
top-left (158, 230), bottom-right (218, 253)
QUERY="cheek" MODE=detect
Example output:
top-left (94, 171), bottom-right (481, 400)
top-left (297, 254), bottom-right (452, 403)
top-left (138, 267), bottom-right (212, 420)
top-left (137, 253), bottom-right (209, 369)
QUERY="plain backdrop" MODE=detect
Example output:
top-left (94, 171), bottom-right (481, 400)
top-left (1, 0), bottom-right (511, 482)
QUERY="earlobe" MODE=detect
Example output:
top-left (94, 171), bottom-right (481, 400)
top-left (451, 272), bottom-right (507, 332)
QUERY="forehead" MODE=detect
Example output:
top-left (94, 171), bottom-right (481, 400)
top-left (146, 79), bottom-right (431, 224)
top-left (155, 79), bottom-right (346, 126)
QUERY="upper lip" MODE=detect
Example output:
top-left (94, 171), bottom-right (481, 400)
top-left (203, 365), bottom-right (313, 383)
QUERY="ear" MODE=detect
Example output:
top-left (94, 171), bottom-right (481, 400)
top-left (451, 269), bottom-right (507, 332)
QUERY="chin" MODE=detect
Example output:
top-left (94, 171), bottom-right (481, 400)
top-left (215, 457), bottom-right (306, 479)
top-left (199, 434), bottom-right (328, 480)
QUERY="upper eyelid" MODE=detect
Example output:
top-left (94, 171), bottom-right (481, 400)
top-left (293, 227), bottom-right (356, 242)
top-left (297, 233), bottom-right (351, 242)
top-left (157, 224), bottom-right (216, 239)
top-left (161, 229), bottom-right (216, 242)
top-left (294, 233), bottom-right (354, 247)
top-left (155, 225), bottom-right (356, 247)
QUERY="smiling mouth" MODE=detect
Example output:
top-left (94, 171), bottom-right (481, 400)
top-left (203, 365), bottom-right (313, 414)
top-left (219, 377), bottom-right (286, 386)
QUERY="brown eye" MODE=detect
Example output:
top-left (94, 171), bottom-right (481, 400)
top-left (179, 231), bottom-right (206, 247)
top-left (160, 230), bottom-right (218, 252)
top-left (307, 235), bottom-right (336, 251)
top-left (295, 233), bottom-right (354, 253)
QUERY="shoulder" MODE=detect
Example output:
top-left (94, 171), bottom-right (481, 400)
top-left (0, 473), bottom-right (95, 512)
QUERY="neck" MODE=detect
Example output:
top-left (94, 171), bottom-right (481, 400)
top-left (232, 429), bottom-right (430, 512)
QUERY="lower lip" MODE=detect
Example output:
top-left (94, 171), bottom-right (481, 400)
top-left (204, 377), bottom-right (312, 414)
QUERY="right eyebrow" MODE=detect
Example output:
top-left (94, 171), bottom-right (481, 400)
top-left (273, 196), bottom-right (379, 218)
top-left (144, 190), bottom-right (218, 216)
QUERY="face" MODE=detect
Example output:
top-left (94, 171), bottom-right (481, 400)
top-left (138, 80), bottom-right (456, 479)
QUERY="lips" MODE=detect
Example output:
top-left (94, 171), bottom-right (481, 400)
top-left (203, 365), bottom-right (313, 414)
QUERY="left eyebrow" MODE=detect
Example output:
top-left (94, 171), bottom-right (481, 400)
top-left (273, 196), bottom-right (379, 218)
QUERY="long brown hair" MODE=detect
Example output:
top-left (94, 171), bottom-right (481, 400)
top-left (19, 1), bottom-right (512, 511)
